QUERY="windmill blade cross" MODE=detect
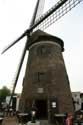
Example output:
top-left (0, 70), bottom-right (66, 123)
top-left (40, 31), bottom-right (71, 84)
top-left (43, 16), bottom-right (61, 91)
top-left (1, 0), bottom-right (67, 54)
top-left (2, 0), bottom-right (82, 54)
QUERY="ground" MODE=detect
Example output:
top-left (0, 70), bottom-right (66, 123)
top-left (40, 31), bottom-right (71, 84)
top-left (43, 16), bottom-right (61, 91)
top-left (2, 117), bottom-right (17, 125)
top-left (2, 117), bottom-right (51, 125)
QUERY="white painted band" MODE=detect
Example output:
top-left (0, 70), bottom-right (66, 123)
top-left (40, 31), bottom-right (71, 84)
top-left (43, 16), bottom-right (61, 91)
top-left (29, 40), bottom-right (61, 50)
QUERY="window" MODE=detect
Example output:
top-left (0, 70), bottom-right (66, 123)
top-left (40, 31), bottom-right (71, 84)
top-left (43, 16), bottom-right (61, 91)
top-left (38, 72), bottom-right (45, 82)
top-left (32, 72), bottom-right (45, 83)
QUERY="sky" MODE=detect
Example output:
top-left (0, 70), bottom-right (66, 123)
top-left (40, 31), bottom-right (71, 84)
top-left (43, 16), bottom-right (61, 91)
top-left (0, 0), bottom-right (83, 93)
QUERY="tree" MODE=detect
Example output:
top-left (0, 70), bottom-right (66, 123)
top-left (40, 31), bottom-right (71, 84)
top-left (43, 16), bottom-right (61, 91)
top-left (0, 86), bottom-right (11, 101)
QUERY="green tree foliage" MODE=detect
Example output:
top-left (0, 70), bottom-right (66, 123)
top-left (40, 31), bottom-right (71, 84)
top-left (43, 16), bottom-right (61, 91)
top-left (0, 86), bottom-right (11, 100)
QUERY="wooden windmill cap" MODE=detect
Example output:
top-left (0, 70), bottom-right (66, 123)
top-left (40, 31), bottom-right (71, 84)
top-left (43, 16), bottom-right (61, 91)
top-left (27, 30), bottom-right (64, 51)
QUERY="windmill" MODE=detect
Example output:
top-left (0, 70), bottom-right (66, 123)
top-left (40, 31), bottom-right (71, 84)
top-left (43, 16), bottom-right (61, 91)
top-left (2, 0), bottom-right (83, 122)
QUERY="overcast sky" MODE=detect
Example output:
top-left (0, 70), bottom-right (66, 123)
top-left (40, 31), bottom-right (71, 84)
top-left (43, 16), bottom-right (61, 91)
top-left (0, 0), bottom-right (83, 93)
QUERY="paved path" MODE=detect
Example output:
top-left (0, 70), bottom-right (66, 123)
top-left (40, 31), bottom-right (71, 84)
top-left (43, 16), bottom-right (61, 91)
top-left (2, 117), bottom-right (17, 125)
top-left (40, 120), bottom-right (55, 125)
top-left (2, 117), bottom-right (54, 125)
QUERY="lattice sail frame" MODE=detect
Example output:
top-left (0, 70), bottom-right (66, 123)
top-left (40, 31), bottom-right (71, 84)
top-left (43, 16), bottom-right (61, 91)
top-left (33, 0), bottom-right (83, 31)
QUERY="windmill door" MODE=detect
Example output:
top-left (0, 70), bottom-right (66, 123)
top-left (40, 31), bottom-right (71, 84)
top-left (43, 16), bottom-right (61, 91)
top-left (35, 99), bottom-right (48, 119)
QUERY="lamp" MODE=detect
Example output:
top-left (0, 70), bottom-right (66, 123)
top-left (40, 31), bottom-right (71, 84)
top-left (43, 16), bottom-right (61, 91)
top-left (31, 108), bottom-right (36, 123)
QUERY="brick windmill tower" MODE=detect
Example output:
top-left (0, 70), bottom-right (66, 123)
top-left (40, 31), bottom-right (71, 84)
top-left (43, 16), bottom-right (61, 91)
top-left (2, 0), bottom-right (82, 122)
top-left (21, 30), bottom-right (74, 121)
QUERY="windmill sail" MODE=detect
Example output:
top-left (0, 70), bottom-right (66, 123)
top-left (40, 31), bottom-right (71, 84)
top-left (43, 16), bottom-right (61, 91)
top-left (7, 0), bottom-right (45, 109)
top-left (11, 0), bottom-right (45, 95)
top-left (33, 0), bottom-right (83, 31)
top-left (35, 0), bottom-right (45, 21)
top-left (2, 0), bottom-right (83, 54)
top-left (2, 0), bottom-right (45, 54)
top-left (30, 0), bottom-right (45, 28)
